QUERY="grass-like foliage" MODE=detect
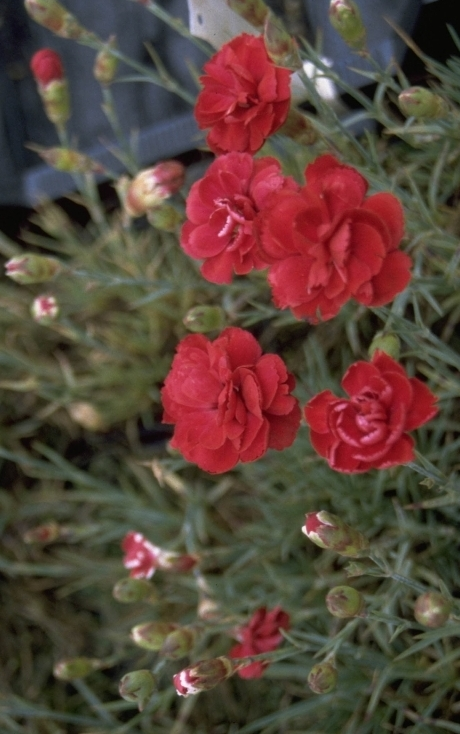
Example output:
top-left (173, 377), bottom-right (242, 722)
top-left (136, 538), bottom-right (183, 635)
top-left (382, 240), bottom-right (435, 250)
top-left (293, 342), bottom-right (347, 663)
top-left (2, 1), bottom-right (460, 732)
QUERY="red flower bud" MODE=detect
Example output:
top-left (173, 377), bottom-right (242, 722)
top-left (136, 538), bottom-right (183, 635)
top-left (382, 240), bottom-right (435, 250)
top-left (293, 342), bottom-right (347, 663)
top-left (31, 294), bottom-right (59, 323)
top-left (125, 162), bottom-right (185, 217)
top-left (173, 657), bottom-right (237, 697)
top-left (303, 511), bottom-right (369, 557)
top-left (30, 48), bottom-right (64, 86)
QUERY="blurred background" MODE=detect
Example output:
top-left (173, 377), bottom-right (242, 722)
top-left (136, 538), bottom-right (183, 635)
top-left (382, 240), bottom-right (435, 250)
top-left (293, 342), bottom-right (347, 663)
top-left (0, 0), bottom-right (457, 232)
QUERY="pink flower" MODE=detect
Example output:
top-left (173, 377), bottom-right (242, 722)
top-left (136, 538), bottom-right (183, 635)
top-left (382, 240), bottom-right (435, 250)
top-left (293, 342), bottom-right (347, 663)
top-left (304, 351), bottom-right (438, 473)
top-left (161, 327), bottom-right (301, 474)
top-left (229, 606), bottom-right (290, 679)
top-left (195, 34), bottom-right (292, 155)
top-left (259, 154), bottom-right (412, 322)
top-left (180, 152), bottom-right (298, 283)
top-left (30, 48), bottom-right (64, 86)
top-left (121, 532), bottom-right (197, 579)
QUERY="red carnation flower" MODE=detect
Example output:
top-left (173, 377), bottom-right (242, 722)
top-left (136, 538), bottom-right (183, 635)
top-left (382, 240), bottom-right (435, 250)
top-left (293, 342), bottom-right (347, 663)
top-left (161, 327), bottom-right (301, 474)
top-left (229, 606), bottom-right (290, 679)
top-left (122, 532), bottom-right (197, 578)
top-left (304, 351), bottom-right (438, 473)
top-left (30, 48), bottom-right (64, 86)
top-left (259, 154), bottom-right (412, 322)
top-left (180, 152), bottom-right (298, 283)
top-left (195, 33), bottom-right (292, 155)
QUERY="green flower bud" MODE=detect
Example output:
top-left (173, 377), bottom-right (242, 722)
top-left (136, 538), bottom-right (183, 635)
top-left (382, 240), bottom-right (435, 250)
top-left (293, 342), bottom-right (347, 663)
top-left (119, 670), bottom-right (156, 711)
top-left (94, 35), bottom-right (119, 85)
top-left (307, 661), bottom-right (338, 694)
top-left (398, 87), bottom-right (449, 120)
top-left (28, 145), bottom-right (103, 174)
top-left (325, 585), bottom-right (365, 618)
top-left (53, 657), bottom-right (102, 681)
top-left (24, 0), bottom-right (93, 40)
top-left (328, 0), bottom-right (366, 51)
top-left (302, 511), bottom-right (369, 557)
top-left (226, 0), bottom-right (269, 29)
top-left (160, 627), bottom-right (197, 660)
top-left (146, 204), bottom-right (184, 232)
top-left (39, 79), bottom-right (70, 127)
top-left (112, 577), bottom-right (155, 604)
top-left (5, 254), bottom-right (61, 284)
top-left (368, 332), bottom-right (400, 360)
top-left (414, 592), bottom-right (453, 628)
top-left (130, 621), bottom-right (177, 651)
top-left (263, 11), bottom-right (302, 70)
top-left (183, 306), bottom-right (226, 333)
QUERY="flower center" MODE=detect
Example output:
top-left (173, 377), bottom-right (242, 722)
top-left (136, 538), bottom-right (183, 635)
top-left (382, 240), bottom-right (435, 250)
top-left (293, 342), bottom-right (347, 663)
top-left (215, 195), bottom-right (255, 247)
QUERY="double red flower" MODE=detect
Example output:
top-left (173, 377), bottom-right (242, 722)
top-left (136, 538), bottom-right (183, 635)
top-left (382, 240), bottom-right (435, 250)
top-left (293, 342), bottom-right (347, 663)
top-left (305, 351), bottom-right (438, 473)
top-left (161, 327), bottom-right (300, 474)
top-left (180, 152), bottom-right (298, 283)
top-left (259, 154), bottom-right (412, 322)
top-left (229, 606), bottom-right (290, 679)
top-left (195, 34), bottom-right (292, 155)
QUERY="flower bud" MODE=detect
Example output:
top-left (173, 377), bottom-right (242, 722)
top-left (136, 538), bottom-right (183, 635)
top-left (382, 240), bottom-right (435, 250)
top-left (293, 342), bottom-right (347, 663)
top-left (93, 35), bottom-right (119, 85)
top-left (68, 402), bottom-right (106, 431)
top-left (39, 79), bottom-right (71, 126)
top-left (146, 204), bottom-right (184, 232)
top-left (302, 511), bottom-right (369, 557)
top-left (414, 592), bottom-right (452, 628)
top-left (263, 11), bottom-right (302, 70)
top-left (31, 294), bottom-right (59, 324)
top-left (53, 657), bottom-right (102, 681)
top-left (226, 0), bottom-right (269, 29)
top-left (328, 0), bottom-right (366, 51)
top-left (325, 585), bottom-right (365, 618)
top-left (130, 621), bottom-right (177, 651)
top-left (173, 657), bottom-right (237, 697)
top-left (29, 145), bottom-right (103, 174)
top-left (119, 670), bottom-right (156, 711)
top-left (156, 549), bottom-right (199, 574)
top-left (5, 254), bottom-right (61, 284)
top-left (125, 162), bottom-right (185, 217)
top-left (279, 108), bottom-right (318, 145)
top-left (307, 661), bottom-right (338, 694)
top-left (368, 333), bottom-right (400, 361)
top-left (112, 577), bottom-right (155, 604)
top-left (398, 87), bottom-right (448, 120)
top-left (25, 0), bottom-right (93, 40)
top-left (160, 626), bottom-right (197, 660)
top-left (30, 48), bottom-right (64, 86)
top-left (23, 521), bottom-right (61, 544)
top-left (183, 305), bottom-right (226, 333)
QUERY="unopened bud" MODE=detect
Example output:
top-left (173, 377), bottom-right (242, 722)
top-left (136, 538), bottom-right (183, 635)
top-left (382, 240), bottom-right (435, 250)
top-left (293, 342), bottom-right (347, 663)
top-left (39, 80), bottom-right (70, 126)
top-left (5, 254), bottom-right (61, 284)
top-left (328, 0), bottom-right (366, 51)
top-left (130, 621), bottom-right (177, 651)
top-left (398, 87), bottom-right (448, 120)
top-left (53, 657), bottom-right (102, 681)
top-left (226, 0), bottom-right (269, 29)
top-left (183, 305), bottom-right (226, 333)
top-left (31, 294), bottom-right (59, 323)
top-left (197, 596), bottom-right (221, 621)
top-left (112, 577), bottom-right (155, 604)
top-left (264, 11), bottom-right (302, 70)
top-left (156, 550), bottom-right (199, 573)
top-left (25, 0), bottom-right (94, 40)
top-left (173, 656), bottom-right (237, 697)
top-left (119, 670), bottom-right (156, 711)
top-left (325, 585), bottom-right (365, 618)
top-left (28, 145), bottom-right (103, 174)
top-left (414, 592), bottom-right (452, 628)
top-left (307, 661), bottom-right (338, 694)
top-left (279, 108), bottom-right (318, 145)
top-left (125, 162), bottom-right (185, 217)
top-left (160, 626), bottom-right (197, 660)
top-left (68, 402), bottom-right (106, 431)
top-left (302, 511), bottom-right (369, 557)
top-left (30, 48), bottom-right (64, 86)
top-left (23, 521), bottom-right (61, 544)
top-left (146, 204), bottom-right (183, 232)
top-left (368, 333), bottom-right (400, 360)
top-left (94, 35), bottom-right (118, 85)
